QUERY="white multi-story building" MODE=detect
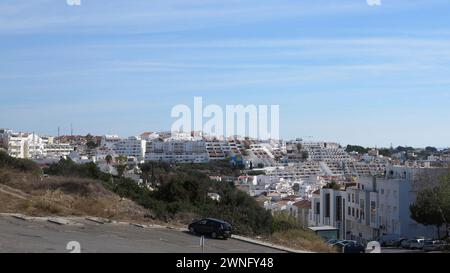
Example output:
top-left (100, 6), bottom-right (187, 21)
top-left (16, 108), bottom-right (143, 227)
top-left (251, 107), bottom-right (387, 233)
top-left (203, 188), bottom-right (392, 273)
top-left (145, 140), bottom-right (208, 163)
top-left (302, 142), bottom-right (351, 162)
top-left (44, 143), bottom-right (74, 157)
top-left (205, 139), bottom-right (245, 160)
top-left (100, 135), bottom-right (123, 149)
top-left (310, 165), bottom-right (448, 243)
top-left (205, 140), bottom-right (232, 160)
top-left (1, 130), bottom-right (73, 159)
top-left (0, 129), bottom-right (12, 149)
top-left (309, 187), bottom-right (347, 239)
top-left (112, 136), bottom-right (146, 161)
top-left (5, 132), bottom-right (45, 159)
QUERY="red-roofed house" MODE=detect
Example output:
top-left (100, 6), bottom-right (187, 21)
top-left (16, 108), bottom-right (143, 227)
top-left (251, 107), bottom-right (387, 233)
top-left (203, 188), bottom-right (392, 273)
top-left (288, 200), bottom-right (312, 228)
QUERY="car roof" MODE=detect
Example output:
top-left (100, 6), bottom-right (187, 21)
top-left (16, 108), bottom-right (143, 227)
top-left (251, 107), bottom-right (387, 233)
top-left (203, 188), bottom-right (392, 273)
top-left (204, 218), bottom-right (230, 224)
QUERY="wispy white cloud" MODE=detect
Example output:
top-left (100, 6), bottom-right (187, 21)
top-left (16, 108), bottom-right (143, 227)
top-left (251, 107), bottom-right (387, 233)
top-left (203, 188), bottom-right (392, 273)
top-left (0, 0), bottom-right (373, 34)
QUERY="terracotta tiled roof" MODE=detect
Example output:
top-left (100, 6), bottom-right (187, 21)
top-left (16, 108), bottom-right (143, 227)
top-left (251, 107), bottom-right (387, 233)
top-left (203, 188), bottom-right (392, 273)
top-left (292, 200), bottom-right (311, 209)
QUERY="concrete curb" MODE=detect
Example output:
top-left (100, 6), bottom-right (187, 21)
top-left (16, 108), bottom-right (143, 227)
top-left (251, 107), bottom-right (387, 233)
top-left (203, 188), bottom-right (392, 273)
top-left (130, 223), bottom-right (149, 228)
top-left (85, 217), bottom-right (106, 224)
top-left (9, 214), bottom-right (33, 221)
top-left (231, 235), bottom-right (313, 253)
top-left (47, 218), bottom-right (72, 225)
top-left (161, 225), bottom-right (313, 253)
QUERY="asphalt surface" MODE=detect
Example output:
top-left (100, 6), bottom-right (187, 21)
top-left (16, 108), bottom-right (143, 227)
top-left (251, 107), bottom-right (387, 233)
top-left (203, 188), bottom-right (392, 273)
top-left (0, 216), bottom-right (283, 253)
top-left (380, 247), bottom-right (422, 253)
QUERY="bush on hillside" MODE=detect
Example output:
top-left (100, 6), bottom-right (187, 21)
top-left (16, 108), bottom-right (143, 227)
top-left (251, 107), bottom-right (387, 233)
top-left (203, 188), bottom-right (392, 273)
top-left (0, 151), bottom-right (41, 174)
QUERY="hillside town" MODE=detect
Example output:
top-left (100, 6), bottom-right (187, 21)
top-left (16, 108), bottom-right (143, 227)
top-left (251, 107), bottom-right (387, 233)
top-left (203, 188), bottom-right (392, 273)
top-left (1, 127), bottom-right (449, 246)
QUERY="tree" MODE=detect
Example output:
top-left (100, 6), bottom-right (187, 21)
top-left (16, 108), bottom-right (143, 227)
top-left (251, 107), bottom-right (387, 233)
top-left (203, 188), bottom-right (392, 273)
top-left (105, 154), bottom-right (113, 165)
top-left (410, 188), bottom-right (444, 238)
top-left (410, 173), bottom-right (450, 239)
top-left (323, 181), bottom-right (340, 190)
top-left (301, 151), bottom-right (309, 161)
top-left (86, 141), bottom-right (98, 149)
top-left (378, 148), bottom-right (392, 157)
top-left (116, 164), bottom-right (127, 177)
top-left (345, 145), bottom-right (369, 154)
top-left (115, 156), bottom-right (128, 164)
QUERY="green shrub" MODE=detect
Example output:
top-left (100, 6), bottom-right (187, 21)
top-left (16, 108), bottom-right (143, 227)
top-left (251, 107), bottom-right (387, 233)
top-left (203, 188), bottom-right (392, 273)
top-left (0, 151), bottom-right (41, 174)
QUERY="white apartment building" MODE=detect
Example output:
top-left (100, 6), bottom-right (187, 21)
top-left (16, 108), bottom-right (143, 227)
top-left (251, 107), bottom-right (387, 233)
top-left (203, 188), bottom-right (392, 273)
top-left (205, 140), bottom-right (245, 160)
top-left (0, 129), bottom-right (12, 149)
top-left (345, 172), bottom-right (441, 242)
top-left (145, 140), bottom-right (208, 163)
top-left (302, 142), bottom-right (351, 162)
top-left (309, 187), bottom-right (347, 239)
top-left (112, 136), bottom-right (146, 161)
top-left (205, 141), bottom-right (232, 160)
top-left (44, 143), bottom-right (74, 157)
top-left (310, 165), bottom-right (448, 243)
top-left (3, 132), bottom-right (74, 159)
top-left (100, 135), bottom-right (122, 148)
top-left (5, 132), bottom-right (46, 159)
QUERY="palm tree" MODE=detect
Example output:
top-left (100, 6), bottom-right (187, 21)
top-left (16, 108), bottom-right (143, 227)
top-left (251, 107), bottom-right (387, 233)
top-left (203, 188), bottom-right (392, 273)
top-left (105, 154), bottom-right (113, 165)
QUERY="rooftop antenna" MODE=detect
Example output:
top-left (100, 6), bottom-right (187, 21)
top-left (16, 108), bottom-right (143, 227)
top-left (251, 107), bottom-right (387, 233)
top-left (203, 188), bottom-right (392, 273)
top-left (58, 126), bottom-right (60, 138)
top-left (71, 123), bottom-right (73, 136)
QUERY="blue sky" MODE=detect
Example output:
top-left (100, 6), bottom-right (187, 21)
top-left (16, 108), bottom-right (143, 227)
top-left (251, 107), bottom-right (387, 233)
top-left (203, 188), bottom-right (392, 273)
top-left (1, 0), bottom-right (450, 147)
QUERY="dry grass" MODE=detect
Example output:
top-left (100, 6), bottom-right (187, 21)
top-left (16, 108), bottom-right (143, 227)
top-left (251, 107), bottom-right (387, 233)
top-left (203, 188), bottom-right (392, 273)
top-left (268, 229), bottom-right (335, 253)
top-left (0, 168), bottom-right (153, 222)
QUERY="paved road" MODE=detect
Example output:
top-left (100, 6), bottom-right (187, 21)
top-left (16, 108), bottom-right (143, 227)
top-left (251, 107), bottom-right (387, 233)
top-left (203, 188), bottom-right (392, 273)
top-left (0, 216), bottom-right (283, 253)
top-left (381, 247), bottom-right (447, 253)
top-left (381, 247), bottom-right (423, 253)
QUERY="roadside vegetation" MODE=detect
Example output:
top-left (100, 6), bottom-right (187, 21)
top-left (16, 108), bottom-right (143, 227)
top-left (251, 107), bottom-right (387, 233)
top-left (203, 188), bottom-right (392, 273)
top-left (269, 213), bottom-right (334, 252)
top-left (410, 172), bottom-right (450, 239)
top-left (0, 151), bottom-right (329, 252)
top-left (0, 151), bottom-right (151, 221)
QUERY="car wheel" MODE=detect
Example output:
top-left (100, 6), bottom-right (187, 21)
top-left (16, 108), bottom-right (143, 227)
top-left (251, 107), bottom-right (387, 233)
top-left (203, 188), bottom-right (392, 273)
top-left (211, 232), bottom-right (217, 239)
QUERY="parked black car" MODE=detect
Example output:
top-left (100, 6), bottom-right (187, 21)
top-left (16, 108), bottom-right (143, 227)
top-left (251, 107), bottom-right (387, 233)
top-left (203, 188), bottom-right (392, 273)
top-left (188, 218), bottom-right (232, 239)
top-left (334, 241), bottom-right (366, 253)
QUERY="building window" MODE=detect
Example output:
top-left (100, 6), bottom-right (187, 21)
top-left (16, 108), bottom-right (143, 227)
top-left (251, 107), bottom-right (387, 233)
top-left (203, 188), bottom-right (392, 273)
top-left (352, 208), bottom-right (355, 217)
top-left (370, 201), bottom-right (376, 223)
top-left (348, 207), bottom-right (351, 216)
top-left (336, 196), bottom-right (342, 221)
top-left (362, 185), bottom-right (365, 190)
top-left (325, 193), bottom-right (331, 218)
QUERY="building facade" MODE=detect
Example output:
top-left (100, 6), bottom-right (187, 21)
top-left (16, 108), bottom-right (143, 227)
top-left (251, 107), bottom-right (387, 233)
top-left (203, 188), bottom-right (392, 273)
top-left (309, 165), bottom-right (448, 242)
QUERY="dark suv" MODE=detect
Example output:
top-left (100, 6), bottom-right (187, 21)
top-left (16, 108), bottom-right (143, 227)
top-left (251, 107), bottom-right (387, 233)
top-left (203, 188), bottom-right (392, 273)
top-left (188, 218), bottom-right (232, 239)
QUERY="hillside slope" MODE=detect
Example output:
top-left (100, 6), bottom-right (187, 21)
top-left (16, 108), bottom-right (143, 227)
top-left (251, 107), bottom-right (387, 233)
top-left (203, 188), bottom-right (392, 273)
top-left (0, 153), bottom-right (152, 222)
